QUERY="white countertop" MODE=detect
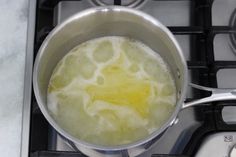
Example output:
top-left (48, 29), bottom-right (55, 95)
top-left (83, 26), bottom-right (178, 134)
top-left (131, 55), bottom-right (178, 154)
top-left (0, 0), bottom-right (28, 157)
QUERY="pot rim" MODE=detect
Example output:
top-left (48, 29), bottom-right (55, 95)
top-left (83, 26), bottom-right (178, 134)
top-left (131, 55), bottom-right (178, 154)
top-left (33, 6), bottom-right (188, 151)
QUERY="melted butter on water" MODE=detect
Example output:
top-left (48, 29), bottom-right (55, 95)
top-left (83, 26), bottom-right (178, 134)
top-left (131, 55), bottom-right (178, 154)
top-left (47, 36), bottom-right (176, 146)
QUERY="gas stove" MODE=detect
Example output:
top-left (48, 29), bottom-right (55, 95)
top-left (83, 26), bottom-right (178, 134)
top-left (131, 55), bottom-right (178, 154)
top-left (21, 0), bottom-right (236, 157)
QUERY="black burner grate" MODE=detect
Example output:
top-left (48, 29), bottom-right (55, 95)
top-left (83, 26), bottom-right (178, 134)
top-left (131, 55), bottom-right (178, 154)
top-left (29, 0), bottom-right (236, 157)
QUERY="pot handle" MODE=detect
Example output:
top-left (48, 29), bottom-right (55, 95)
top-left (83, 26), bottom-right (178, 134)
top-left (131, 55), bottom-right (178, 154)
top-left (182, 83), bottom-right (236, 109)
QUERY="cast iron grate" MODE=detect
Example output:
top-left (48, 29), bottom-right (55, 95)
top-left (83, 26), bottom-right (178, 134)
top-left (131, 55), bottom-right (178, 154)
top-left (29, 0), bottom-right (236, 157)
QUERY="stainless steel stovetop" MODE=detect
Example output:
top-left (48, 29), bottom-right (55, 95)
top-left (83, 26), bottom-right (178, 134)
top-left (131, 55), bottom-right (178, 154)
top-left (21, 0), bottom-right (236, 157)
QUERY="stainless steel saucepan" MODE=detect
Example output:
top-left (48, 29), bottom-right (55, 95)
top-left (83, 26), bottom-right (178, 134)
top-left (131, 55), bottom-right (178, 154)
top-left (33, 6), bottom-right (236, 157)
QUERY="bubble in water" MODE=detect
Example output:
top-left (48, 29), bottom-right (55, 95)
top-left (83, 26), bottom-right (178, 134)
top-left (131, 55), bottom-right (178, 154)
top-left (93, 40), bottom-right (114, 63)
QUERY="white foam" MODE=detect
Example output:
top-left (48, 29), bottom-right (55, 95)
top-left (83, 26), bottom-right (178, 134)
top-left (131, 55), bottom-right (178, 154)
top-left (47, 36), bottom-right (177, 146)
top-left (47, 93), bottom-right (58, 115)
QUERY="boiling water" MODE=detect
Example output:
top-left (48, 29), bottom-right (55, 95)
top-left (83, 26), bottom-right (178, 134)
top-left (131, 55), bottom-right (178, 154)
top-left (47, 36), bottom-right (176, 146)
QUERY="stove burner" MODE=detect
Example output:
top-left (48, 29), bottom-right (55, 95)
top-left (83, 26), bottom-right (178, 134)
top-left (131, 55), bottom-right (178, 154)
top-left (89, 0), bottom-right (148, 8)
top-left (229, 9), bottom-right (236, 55)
